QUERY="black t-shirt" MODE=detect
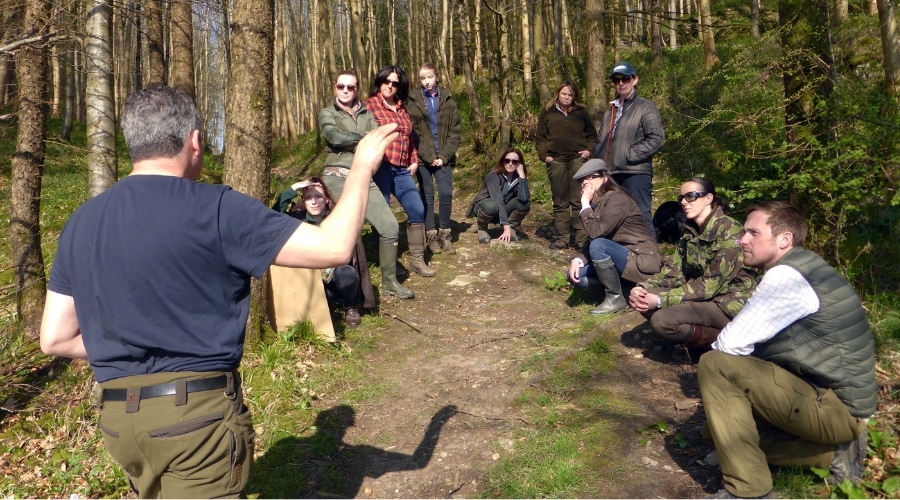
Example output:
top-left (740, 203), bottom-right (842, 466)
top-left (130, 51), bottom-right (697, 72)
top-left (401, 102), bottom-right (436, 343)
top-left (48, 175), bottom-right (301, 382)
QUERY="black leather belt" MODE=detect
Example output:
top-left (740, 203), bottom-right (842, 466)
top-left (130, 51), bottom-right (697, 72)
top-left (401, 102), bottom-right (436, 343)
top-left (101, 374), bottom-right (228, 402)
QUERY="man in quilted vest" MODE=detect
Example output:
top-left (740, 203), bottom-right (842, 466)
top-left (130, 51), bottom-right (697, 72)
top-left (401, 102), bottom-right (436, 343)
top-left (699, 201), bottom-right (876, 499)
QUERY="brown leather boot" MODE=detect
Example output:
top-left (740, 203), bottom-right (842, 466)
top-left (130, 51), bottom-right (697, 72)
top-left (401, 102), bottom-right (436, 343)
top-left (684, 324), bottom-right (721, 349)
top-left (407, 223), bottom-right (436, 277)
top-left (439, 228), bottom-right (455, 254)
top-left (426, 229), bottom-right (442, 254)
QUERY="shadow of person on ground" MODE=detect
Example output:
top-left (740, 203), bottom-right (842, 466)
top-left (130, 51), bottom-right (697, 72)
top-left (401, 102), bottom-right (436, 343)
top-left (247, 404), bottom-right (457, 498)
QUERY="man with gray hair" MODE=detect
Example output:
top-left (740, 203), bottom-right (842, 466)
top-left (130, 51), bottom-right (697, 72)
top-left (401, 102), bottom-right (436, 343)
top-left (40, 85), bottom-right (398, 497)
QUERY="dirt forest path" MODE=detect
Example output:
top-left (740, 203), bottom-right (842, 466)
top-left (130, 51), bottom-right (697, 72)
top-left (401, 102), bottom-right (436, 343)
top-left (311, 206), bottom-right (723, 499)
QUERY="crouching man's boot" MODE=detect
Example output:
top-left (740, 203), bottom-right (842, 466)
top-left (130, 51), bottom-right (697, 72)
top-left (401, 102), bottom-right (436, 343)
top-left (590, 257), bottom-right (627, 315)
top-left (684, 324), bottom-right (721, 350)
top-left (379, 238), bottom-right (414, 299)
top-left (407, 223), bottom-right (436, 277)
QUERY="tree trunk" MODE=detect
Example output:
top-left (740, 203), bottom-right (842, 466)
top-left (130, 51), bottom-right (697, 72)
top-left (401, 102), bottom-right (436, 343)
top-left (651, 0), bottom-right (662, 67)
top-left (348, 0), bottom-right (368, 94)
top-left (457, 0), bottom-right (484, 153)
top-left (699, 0), bottom-right (719, 69)
top-left (833, 0), bottom-right (848, 24)
top-left (520, 0), bottom-right (533, 99)
top-left (320, 0), bottom-right (338, 82)
top-left (11, 0), bottom-right (51, 340)
top-left (60, 44), bottom-right (76, 141)
top-left (669, 0), bottom-right (678, 47)
top-left (484, 0), bottom-right (511, 148)
top-left (224, 0), bottom-right (275, 343)
top-left (145, 0), bottom-right (166, 85)
top-left (170, 0), bottom-right (195, 99)
top-left (751, 0), bottom-right (760, 38)
top-left (877, 0), bottom-right (900, 97)
top-left (85, 0), bottom-right (117, 198)
top-left (585, 0), bottom-right (606, 124)
top-left (533, 0), bottom-right (551, 103)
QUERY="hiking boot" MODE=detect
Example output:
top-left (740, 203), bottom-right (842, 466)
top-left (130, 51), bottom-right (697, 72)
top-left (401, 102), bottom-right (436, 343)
top-left (344, 307), bottom-right (361, 328)
top-left (426, 229), bottom-right (442, 254)
top-left (549, 239), bottom-right (568, 250)
top-left (684, 324), bottom-right (721, 350)
top-left (439, 228), bottom-right (455, 254)
top-left (508, 210), bottom-right (529, 241)
top-left (829, 426), bottom-right (868, 484)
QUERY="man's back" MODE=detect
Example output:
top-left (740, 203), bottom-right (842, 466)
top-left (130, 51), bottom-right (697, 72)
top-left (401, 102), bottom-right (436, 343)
top-left (49, 175), bottom-right (299, 382)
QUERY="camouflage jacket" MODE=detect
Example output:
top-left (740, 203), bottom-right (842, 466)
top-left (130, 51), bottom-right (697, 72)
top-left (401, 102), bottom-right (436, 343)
top-left (644, 207), bottom-right (759, 318)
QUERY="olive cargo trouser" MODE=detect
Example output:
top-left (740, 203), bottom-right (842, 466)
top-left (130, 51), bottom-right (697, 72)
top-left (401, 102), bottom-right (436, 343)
top-left (97, 371), bottom-right (253, 498)
top-left (698, 350), bottom-right (864, 498)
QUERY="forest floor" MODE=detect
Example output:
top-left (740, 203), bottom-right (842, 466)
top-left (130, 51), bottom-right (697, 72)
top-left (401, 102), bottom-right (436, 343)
top-left (256, 204), bottom-right (727, 499)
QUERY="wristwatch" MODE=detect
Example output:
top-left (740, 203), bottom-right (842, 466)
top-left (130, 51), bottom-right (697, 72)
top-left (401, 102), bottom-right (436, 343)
top-left (657, 296), bottom-right (662, 309)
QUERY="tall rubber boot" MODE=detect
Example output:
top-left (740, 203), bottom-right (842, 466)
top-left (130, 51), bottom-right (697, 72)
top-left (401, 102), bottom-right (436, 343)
top-left (476, 210), bottom-right (493, 244)
top-left (684, 324), bottom-right (721, 350)
top-left (507, 210), bottom-right (529, 241)
top-left (379, 238), bottom-right (414, 299)
top-left (407, 223), bottom-right (436, 277)
top-left (589, 257), bottom-right (627, 315)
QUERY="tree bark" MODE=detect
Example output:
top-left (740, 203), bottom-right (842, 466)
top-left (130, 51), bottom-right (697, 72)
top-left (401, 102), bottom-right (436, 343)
top-left (145, 0), bottom-right (166, 85)
top-left (751, 0), bottom-right (760, 38)
top-left (533, 0), bottom-right (551, 103)
top-left (170, 0), bottom-right (195, 99)
top-left (348, 0), bottom-right (368, 94)
top-left (585, 0), bottom-right (607, 124)
top-left (698, 0), bottom-right (719, 69)
top-left (224, 0), bottom-right (275, 343)
top-left (520, 0), bottom-right (533, 99)
top-left (320, 0), bottom-right (338, 82)
top-left (457, 0), bottom-right (484, 153)
top-left (484, 0), bottom-right (512, 148)
top-left (11, 0), bottom-right (51, 340)
top-left (877, 0), bottom-right (900, 97)
top-left (651, 0), bottom-right (662, 67)
top-left (85, 0), bottom-right (117, 198)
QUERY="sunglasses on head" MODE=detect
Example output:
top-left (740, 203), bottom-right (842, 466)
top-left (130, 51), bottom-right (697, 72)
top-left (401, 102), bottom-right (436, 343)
top-left (611, 76), bottom-right (633, 84)
top-left (503, 158), bottom-right (521, 165)
top-left (384, 80), bottom-right (401, 88)
top-left (678, 191), bottom-right (709, 203)
top-left (335, 83), bottom-right (357, 91)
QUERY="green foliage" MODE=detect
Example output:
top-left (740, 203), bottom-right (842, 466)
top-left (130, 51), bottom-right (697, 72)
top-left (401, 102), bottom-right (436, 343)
top-left (543, 270), bottom-right (570, 292)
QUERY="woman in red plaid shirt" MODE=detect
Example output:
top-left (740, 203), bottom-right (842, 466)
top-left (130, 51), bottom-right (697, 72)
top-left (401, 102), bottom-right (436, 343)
top-left (366, 65), bottom-right (436, 278)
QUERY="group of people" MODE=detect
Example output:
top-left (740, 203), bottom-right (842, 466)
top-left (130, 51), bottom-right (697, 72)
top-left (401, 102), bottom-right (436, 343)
top-left (38, 62), bottom-right (876, 499)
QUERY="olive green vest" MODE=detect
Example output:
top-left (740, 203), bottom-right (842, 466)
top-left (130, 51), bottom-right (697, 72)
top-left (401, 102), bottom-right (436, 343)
top-left (753, 247), bottom-right (876, 417)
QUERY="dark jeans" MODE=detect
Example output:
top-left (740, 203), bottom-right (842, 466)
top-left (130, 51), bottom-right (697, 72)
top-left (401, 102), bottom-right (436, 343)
top-left (612, 172), bottom-right (654, 232)
top-left (324, 265), bottom-right (361, 307)
top-left (417, 164), bottom-right (453, 230)
top-left (373, 162), bottom-right (425, 224)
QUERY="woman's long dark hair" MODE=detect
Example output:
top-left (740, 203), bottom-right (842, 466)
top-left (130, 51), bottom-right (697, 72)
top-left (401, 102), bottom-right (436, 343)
top-left (491, 147), bottom-right (528, 178)
top-left (370, 65), bottom-right (410, 102)
top-left (595, 172), bottom-right (626, 197)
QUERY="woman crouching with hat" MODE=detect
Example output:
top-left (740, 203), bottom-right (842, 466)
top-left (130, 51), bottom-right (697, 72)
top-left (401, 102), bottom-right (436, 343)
top-left (568, 159), bottom-right (662, 315)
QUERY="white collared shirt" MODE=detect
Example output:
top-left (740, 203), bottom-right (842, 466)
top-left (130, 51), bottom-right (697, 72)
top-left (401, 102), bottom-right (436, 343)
top-left (712, 265), bottom-right (819, 355)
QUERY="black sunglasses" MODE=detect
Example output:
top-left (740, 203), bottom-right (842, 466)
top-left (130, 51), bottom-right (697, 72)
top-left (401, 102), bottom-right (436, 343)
top-left (583, 173), bottom-right (605, 180)
top-left (611, 76), bottom-right (633, 84)
top-left (335, 83), bottom-right (357, 91)
top-left (502, 158), bottom-right (521, 165)
top-left (384, 80), bottom-right (401, 88)
top-left (678, 191), bottom-right (709, 203)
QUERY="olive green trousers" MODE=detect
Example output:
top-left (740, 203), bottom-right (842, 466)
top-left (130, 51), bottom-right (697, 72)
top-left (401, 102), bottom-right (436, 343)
top-left (698, 350), bottom-right (864, 498)
top-left (97, 371), bottom-right (253, 498)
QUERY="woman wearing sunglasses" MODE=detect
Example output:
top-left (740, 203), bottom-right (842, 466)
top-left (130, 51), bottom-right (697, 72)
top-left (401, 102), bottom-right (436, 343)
top-left (591, 62), bottom-right (665, 234)
top-left (318, 68), bottom-right (414, 299)
top-left (567, 159), bottom-right (661, 315)
top-left (366, 65), bottom-right (436, 279)
top-left (466, 147), bottom-right (531, 244)
top-left (628, 177), bottom-right (758, 350)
